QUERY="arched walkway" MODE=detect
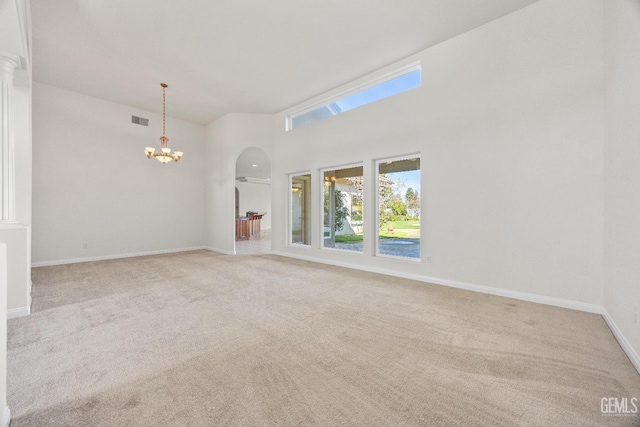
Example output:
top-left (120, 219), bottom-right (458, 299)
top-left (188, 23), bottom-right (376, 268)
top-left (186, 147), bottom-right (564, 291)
top-left (234, 147), bottom-right (271, 254)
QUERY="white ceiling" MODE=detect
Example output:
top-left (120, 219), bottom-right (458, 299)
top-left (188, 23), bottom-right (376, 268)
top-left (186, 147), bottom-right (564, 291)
top-left (31, 0), bottom-right (540, 125)
top-left (236, 147), bottom-right (270, 180)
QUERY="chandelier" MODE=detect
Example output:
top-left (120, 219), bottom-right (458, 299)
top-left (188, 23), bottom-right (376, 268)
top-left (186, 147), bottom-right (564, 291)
top-left (144, 83), bottom-right (183, 163)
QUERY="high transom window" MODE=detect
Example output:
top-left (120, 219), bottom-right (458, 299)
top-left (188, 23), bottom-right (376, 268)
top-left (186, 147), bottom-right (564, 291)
top-left (287, 65), bottom-right (421, 131)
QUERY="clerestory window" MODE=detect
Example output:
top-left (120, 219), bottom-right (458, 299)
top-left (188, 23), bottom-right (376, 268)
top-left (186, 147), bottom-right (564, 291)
top-left (287, 65), bottom-right (421, 130)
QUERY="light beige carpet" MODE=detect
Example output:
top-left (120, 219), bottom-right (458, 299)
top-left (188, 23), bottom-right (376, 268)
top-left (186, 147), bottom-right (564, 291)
top-left (7, 250), bottom-right (640, 426)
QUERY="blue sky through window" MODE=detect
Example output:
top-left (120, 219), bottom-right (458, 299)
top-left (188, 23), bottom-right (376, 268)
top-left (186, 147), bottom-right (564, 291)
top-left (334, 69), bottom-right (420, 113)
top-left (384, 169), bottom-right (420, 206)
top-left (387, 169), bottom-right (420, 200)
top-left (290, 68), bottom-right (421, 130)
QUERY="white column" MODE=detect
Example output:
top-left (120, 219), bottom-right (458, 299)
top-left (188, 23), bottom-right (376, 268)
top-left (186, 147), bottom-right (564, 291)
top-left (0, 54), bottom-right (19, 224)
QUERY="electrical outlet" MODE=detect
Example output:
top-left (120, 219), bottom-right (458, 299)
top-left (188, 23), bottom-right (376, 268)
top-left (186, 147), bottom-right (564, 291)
top-left (425, 255), bottom-right (431, 263)
top-left (82, 242), bottom-right (88, 249)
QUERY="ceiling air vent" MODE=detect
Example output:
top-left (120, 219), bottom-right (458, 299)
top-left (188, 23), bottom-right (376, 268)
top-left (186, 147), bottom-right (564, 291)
top-left (131, 115), bottom-right (149, 126)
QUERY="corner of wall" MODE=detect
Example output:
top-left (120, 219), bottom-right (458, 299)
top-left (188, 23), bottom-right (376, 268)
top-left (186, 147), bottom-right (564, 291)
top-left (602, 0), bottom-right (640, 372)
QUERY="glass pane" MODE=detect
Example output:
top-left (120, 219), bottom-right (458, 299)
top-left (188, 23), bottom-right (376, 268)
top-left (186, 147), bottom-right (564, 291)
top-left (377, 157), bottom-right (420, 259)
top-left (335, 69), bottom-right (421, 113)
top-left (291, 105), bottom-right (336, 129)
top-left (323, 166), bottom-right (364, 252)
top-left (291, 174), bottom-right (311, 245)
top-left (289, 68), bottom-right (421, 130)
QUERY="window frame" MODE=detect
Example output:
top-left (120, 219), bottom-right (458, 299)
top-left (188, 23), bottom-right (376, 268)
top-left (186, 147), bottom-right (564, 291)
top-left (286, 62), bottom-right (421, 131)
top-left (374, 154), bottom-right (422, 262)
top-left (288, 171), bottom-right (312, 247)
top-left (319, 163), bottom-right (365, 254)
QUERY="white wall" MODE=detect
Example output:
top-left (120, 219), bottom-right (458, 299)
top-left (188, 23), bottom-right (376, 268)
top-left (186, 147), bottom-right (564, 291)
top-left (235, 181), bottom-right (271, 229)
top-left (205, 114), bottom-right (274, 254)
top-left (0, 227), bottom-right (28, 317)
top-left (14, 86), bottom-right (32, 226)
top-left (32, 83), bottom-right (207, 264)
top-left (272, 0), bottom-right (604, 306)
top-left (0, 0), bottom-right (32, 317)
top-left (603, 0), bottom-right (640, 364)
top-left (0, 86), bottom-right (32, 315)
top-left (0, 244), bottom-right (8, 425)
top-left (0, 10), bottom-right (30, 425)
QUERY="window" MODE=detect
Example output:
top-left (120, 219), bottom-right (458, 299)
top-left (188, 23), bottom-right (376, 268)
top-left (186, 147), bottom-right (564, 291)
top-left (376, 156), bottom-right (421, 259)
top-left (290, 173), bottom-right (311, 245)
top-left (288, 65), bottom-right (421, 130)
top-left (322, 165), bottom-right (364, 253)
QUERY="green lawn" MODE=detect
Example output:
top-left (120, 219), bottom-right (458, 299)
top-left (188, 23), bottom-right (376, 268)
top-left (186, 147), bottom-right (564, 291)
top-left (387, 220), bottom-right (420, 229)
top-left (335, 234), bottom-right (364, 243)
top-left (334, 221), bottom-right (420, 242)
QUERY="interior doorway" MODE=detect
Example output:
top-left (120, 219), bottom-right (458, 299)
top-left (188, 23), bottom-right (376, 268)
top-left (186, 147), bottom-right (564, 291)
top-left (234, 147), bottom-right (271, 254)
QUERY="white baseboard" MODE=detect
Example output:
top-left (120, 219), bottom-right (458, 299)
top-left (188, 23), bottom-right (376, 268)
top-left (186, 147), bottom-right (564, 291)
top-left (7, 281), bottom-right (34, 320)
top-left (31, 246), bottom-right (208, 267)
top-left (203, 247), bottom-right (236, 255)
top-left (420, 275), bottom-right (603, 314)
top-left (602, 310), bottom-right (640, 374)
top-left (26, 247), bottom-right (640, 375)
top-left (271, 250), bottom-right (639, 374)
top-left (271, 250), bottom-right (601, 312)
top-left (7, 305), bottom-right (30, 319)
top-left (1, 407), bottom-right (9, 427)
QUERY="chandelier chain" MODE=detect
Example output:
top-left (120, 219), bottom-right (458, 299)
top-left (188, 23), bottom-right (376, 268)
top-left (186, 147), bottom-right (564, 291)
top-left (162, 84), bottom-right (166, 137)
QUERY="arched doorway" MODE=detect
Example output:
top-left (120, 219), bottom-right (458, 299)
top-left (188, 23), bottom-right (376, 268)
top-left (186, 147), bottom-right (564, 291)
top-left (234, 147), bottom-right (271, 254)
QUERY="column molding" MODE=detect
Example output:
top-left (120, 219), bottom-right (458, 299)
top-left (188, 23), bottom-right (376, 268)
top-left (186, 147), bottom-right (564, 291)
top-left (0, 53), bottom-right (19, 224)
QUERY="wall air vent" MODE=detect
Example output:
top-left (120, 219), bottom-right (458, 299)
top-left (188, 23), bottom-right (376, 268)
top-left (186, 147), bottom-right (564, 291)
top-left (131, 115), bottom-right (149, 126)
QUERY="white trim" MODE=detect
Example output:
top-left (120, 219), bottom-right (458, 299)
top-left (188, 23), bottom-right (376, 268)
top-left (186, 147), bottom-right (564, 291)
top-left (23, 245), bottom-right (640, 375)
top-left (1, 407), bottom-right (10, 427)
top-left (320, 163), bottom-right (364, 250)
top-left (375, 252), bottom-right (422, 263)
top-left (289, 62), bottom-right (421, 121)
top-left (0, 54), bottom-right (19, 224)
top-left (203, 246), bottom-right (236, 256)
top-left (286, 62), bottom-right (421, 131)
top-left (374, 152), bottom-right (422, 165)
top-left (14, 0), bottom-right (31, 74)
top-left (374, 153), bottom-right (421, 260)
top-left (272, 250), bottom-right (602, 312)
top-left (288, 171), bottom-right (312, 247)
top-left (321, 246), bottom-right (365, 255)
top-left (31, 246), bottom-right (208, 267)
top-left (271, 250), bottom-right (640, 374)
top-left (7, 305), bottom-right (29, 319)
top-left (602, 310), bottom-right (640, 374)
